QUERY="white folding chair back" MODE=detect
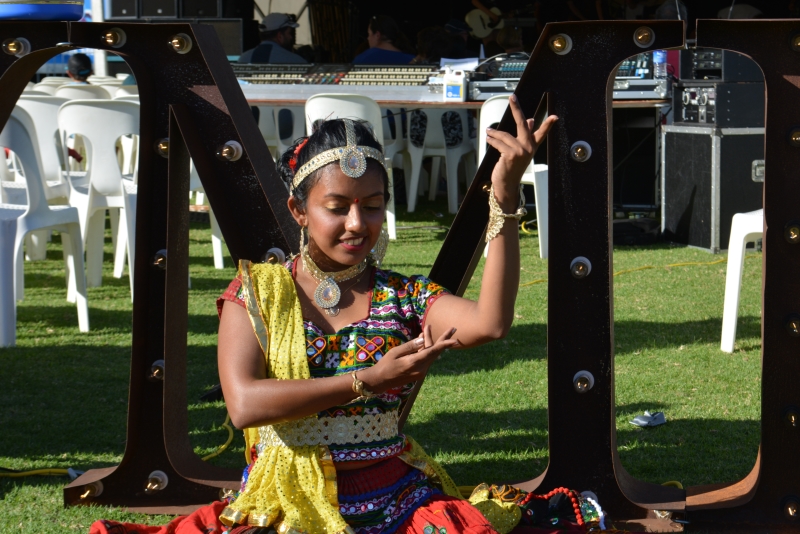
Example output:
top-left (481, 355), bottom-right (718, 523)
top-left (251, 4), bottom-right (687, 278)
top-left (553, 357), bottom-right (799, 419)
top-left (0, 106), bottom-right (89, 345)
top-left (479, 95), bottom-right (549, 258)
top-left (115, 95), bottom-right (140, 102)
top-left (55, 84), bottom-right (112, 100)
top-left (22, 89), bottom-right (49, 96)
top-left (405, 109), bottom-right (477, 213)
top-left (114, 85), bottom-right (139, 98)
top-left (720, 209), bottom-right (763, 353)
top-left (58, 99), bottom-right (139, 293)
top-left (32, 83), bottom-right (58, 95)
top-left (305, 93), bottom-right (397, 239)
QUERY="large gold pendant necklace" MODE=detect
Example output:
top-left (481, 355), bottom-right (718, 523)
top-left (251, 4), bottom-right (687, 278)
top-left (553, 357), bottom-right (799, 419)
top-left (301, 245), bottom-right (368, 317)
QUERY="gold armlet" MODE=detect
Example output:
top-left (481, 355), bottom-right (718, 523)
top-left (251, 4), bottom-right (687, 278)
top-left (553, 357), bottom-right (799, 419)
top-left (486, 184), bottom-right (527, 242)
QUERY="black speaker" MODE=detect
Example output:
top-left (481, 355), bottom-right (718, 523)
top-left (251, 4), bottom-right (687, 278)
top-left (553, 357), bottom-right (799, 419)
top-left (140, 0), bottom-right (177, 18)
top-left (182, 0), bottom-right (220, 18)
top-left (108, 0), bottom-right (138, 19)
top-left (220, 0), bottom-right (253, 19)
top-left (612, 107), bottom-right (660, 210)
top-left (661, 125), bottom-right (763, 252)
top-left (199, 19), bottom-right (243, 55)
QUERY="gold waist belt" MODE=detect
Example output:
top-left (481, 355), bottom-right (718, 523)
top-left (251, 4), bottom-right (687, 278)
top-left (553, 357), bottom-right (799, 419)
top-left (259, 411), bottom-right (399, 447)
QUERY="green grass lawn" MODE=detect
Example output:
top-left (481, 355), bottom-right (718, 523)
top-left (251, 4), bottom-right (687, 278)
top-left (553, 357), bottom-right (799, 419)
top-left (0, 202), bottom-right (763, 532)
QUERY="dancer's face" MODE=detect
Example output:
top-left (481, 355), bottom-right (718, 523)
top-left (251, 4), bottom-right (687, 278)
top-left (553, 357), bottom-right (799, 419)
top-left (289, 163), bottom-right (386, 271)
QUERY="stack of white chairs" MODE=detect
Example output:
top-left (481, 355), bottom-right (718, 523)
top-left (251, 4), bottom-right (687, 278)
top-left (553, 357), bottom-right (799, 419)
top-left (405, 109), bottom-right (477, 214)
top-left (58, 100), bottom-right (139, 295)
top-left (479, 95), bottom-right (549, 259)
top-left (305, 94), bottom-right (399, 240)
top-left (0, 105), bottom-right (89, 347)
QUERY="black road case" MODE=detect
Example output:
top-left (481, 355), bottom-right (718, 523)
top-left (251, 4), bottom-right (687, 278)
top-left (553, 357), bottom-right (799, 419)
top-left (661, 124), bottom-right (763, 252)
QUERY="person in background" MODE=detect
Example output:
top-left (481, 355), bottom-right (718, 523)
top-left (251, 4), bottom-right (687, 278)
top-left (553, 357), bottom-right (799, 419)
top-left (495, 26), bottom-right (526, 55)
top-left (354, 15), bottom-right (415, 65)
top-left (444, 18), bottom-right (479, 58)
top-left (66, 53), bottom-right (92, 83)
top-left (239, 12), bottom-right (307, 64)
top-left (411, 27), bottom-right (453, 65)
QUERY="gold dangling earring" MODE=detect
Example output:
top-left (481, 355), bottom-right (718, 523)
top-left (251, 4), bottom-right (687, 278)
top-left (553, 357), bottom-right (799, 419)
top-left (369, 227), bottom-right (389, 267)
top-left (299, 226), bottom-right (306, 252)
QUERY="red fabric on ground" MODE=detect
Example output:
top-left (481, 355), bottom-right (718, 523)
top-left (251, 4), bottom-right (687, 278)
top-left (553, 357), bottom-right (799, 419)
top-left (89, 500), bottom-right (227, 534)
top-left (396, 494), bottom-right (498, 534)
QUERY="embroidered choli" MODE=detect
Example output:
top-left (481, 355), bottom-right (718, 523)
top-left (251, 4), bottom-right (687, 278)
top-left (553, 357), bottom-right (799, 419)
top-left (219, 261), bottom-right (450, 465)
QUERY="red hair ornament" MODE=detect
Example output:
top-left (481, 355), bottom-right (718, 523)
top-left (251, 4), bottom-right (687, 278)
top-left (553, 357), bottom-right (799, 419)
top-left (289, 138), bottom-right (310, 174)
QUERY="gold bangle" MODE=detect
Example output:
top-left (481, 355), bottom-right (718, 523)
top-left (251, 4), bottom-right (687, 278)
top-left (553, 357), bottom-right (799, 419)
top-left (486, 184), bottom-right (527, 242)
top-left (350, 371), bottom-right (375, 401)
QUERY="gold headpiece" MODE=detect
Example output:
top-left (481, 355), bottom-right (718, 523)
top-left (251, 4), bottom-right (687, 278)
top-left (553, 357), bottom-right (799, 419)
top-left (291, 119), bottom-right (387, 190)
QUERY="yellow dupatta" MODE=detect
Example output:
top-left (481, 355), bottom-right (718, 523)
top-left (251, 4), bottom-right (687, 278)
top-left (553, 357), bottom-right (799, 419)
top-left (219, 261), bottom-right (348, 533)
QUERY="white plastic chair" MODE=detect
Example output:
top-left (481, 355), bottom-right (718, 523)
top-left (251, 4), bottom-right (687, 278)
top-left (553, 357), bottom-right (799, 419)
top-left (382, 108), bottom-right (407, 173)
top-left (15, 96), bottom-right (71, 202)
top-left (32, 83), bottom-right (58, 95)
top-left (11, 96), bottom-right (72, 261)
top-left (114, 95), bottom-right (140, 103)
top-left (275, 106), bottom-right (306, 157)
top-left (55, 84), bottom-right (112, 100)
top-left (305, 94), bottom-right (398, 240)
top-left (58, 100), bottom-right (139, 294)
top-left (406, 109), bottom-right (477, 214)
top-left (255, 105), bottom-right (280, 160)
top-left (87, 75), bottom-right (119, 84)
top-left (0, 106), bottom-right (89, 346)
top-left (114, 85), bottom-right (139, 98)
top-left (479, 95), bottom-right (549, 259)
top-left (22, 89), bottom-right (49, 96)
top-left (38, 76), bottom-right (70, 86)
top-left (189, 161), bottom-right (225, 269)
top-left (720, 209), bottom-right (763, 353)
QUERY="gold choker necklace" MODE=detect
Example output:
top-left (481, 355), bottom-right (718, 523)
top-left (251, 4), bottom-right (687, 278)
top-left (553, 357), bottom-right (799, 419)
top-left (301, 245), bottom-right (368, 316)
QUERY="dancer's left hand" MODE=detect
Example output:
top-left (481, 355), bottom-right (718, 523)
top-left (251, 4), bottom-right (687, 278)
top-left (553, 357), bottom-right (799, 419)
top-left (485, 94), bottom-right (558, 200)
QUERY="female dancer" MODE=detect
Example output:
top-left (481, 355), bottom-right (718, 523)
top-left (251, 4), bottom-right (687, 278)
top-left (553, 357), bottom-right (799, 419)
top-left (218, 95), bottom-right (555, 534)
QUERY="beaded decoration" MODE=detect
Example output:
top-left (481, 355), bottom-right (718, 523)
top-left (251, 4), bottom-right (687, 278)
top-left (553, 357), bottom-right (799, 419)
top-left (291, 119), bottom-right (387, 190)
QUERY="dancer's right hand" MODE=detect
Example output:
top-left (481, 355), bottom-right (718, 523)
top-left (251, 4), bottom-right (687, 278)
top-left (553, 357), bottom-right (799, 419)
top-left (360, 324), bottom-right (458, 393)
